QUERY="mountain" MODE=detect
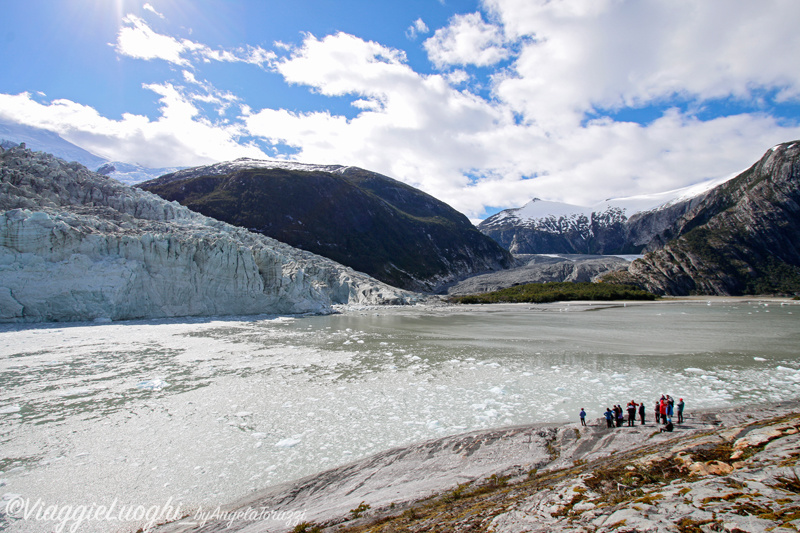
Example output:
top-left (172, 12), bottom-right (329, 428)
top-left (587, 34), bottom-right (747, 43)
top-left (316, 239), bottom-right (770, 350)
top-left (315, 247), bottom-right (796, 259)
top-left (0, 145), bottom-right (418, 323)
top-left (139, 159), bottom-right (513, 293)
top-left (479, 175), bottom-right (734, 255)
top-left (605, 141), bottom-right (800, 295)
top-left (0, 120), bottom-right (185, 184)
top-left (0, 121), bottom-right (107, 170)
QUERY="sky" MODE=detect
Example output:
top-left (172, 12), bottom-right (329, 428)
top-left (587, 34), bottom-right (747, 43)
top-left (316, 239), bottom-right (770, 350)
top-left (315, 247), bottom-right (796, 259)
top-left (1, 0), bottom-right (800, 220)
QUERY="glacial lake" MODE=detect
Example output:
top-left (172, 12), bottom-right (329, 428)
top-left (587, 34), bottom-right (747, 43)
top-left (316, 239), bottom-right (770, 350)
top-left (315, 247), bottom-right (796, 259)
top-left (1, 299), bottom-right (799, 531)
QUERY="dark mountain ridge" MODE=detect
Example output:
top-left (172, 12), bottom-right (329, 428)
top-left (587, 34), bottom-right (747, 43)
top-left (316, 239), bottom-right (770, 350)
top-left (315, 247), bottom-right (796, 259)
top-left (606, 141), bottom-right (800, 295)
top-left (139, 160), bottom-right (513, 293)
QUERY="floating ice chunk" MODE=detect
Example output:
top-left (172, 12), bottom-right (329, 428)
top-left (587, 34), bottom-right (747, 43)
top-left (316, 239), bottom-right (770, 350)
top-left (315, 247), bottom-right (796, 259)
top-left (611, 373), bottom-right (626, 379)
top-left (753, 357), bottom-right (767, 361)
top-left (379, 342), bottom-right (389, 346)
top-left (235, 411), bottom-right (252, 418)
top-left (490, 386), bottom-right (505, 395)
top-left (684, 368), bottom-right (705, 373)
top-left (426, 420), bottom-right (440, 430)
top-left (275, 438), bottom-right (301, 448)
top-left (251, 432), bottom-right (267, 439)
top-left (136, 379), bottom-right (169, 390)
top-left (0, 405), bottom-right (21, 414)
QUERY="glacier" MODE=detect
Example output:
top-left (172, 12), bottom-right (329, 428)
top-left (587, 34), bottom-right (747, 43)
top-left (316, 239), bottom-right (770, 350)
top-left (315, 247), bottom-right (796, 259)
top-left (0, 145), bottom-right (419, 323)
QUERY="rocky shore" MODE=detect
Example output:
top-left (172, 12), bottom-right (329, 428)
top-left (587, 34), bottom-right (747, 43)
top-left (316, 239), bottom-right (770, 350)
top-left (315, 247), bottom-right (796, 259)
top-left (153, 400), bottom-right (800, 532)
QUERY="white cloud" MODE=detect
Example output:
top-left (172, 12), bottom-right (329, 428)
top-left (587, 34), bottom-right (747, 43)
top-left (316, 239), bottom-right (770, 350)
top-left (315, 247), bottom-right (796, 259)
top-left (406, 18), bottom-right (429, 40)
top-left (7, 2), bottom-right (800, 220)
top-left (423, 12), bottom-right (510, 69)
top-left (143, 3), bottom-right (165, 19)
top-left (115, 15), bottom-right (275, 68)
top-left (247, 33), bottom-right (512, 197)
top-left (115, 14), bottom-right (193, 65)
top-left (0, 89), bottom-right (266, 167)
top-left (484, 0), bottom-right (800, 127)
top-left (246, 25), bottom-right (800, 217)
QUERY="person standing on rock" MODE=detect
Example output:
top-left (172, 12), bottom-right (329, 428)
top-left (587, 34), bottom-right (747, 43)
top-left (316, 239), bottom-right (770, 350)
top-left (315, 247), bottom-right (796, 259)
top-left (660, 396), bottom-right (668, 424)
top-left (616, 405), bottom-right (624, 427)
top-left (667, 395), bottom-right (675, 419)
top-left (655, 400), bottom-right (661, 424)
top-left (677, 398), bottom-right (685, 423)
top-left (579, 408), bottom-right (587, 426)
top-left (639, 401), bottom-right (646, 425)
top-left (604, 407), bottom-right (614, 428)
top-left (626, 401), bottom-right (637, 426)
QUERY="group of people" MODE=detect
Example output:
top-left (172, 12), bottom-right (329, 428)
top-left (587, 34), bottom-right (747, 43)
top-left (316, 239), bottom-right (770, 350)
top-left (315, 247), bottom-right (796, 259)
top-left (578, 395), bottom-right (685, 431)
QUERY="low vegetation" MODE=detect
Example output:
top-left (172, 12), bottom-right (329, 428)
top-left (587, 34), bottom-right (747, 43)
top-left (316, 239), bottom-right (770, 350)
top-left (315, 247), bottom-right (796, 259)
top-left (449, 281), bottom-right (658, 304)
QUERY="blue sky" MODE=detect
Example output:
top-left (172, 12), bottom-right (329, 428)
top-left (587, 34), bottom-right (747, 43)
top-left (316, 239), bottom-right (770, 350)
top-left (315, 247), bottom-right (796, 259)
top-left (2, 0), bottom-right (800, 219)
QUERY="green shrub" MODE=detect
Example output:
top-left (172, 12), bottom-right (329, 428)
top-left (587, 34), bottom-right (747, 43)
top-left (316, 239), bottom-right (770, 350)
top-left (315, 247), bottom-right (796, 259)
top-left (449, 282), bottom-right (657, 304)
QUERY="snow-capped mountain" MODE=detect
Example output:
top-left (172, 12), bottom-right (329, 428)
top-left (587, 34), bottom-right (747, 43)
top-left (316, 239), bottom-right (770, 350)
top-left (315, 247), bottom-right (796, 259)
top-left (0, 121), bottom-right (187, 185)
top-left (479, 173), bottom-right (737, 255)
top-left (0, 121), bottom-right (107, 170)
top-left (154, 157), bottom-right (352, 184)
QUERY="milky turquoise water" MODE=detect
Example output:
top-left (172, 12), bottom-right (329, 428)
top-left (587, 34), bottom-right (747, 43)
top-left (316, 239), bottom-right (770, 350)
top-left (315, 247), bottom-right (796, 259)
top-left (1, 300), bottom-right (798, 531)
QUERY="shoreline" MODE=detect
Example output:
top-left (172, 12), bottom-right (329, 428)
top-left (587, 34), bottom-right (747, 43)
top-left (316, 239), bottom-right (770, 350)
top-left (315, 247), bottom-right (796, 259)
top-left (152, 398), bottom-right (800, 532)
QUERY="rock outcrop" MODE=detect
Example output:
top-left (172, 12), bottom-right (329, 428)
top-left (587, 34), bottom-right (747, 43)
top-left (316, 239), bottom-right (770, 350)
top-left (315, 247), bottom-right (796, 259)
top-left (150, 401), bottom-right (800, 533)
top-left (139, 159), bottom-right (513, 293)
top-left (0, 145), bottom-right (419, 323)
top-left (607, 141), bottom-right (800, 295)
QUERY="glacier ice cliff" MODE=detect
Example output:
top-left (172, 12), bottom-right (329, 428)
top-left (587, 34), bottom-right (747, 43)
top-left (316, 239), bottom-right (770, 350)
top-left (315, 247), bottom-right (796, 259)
top-left (0, 145), bottom-right (418, 322)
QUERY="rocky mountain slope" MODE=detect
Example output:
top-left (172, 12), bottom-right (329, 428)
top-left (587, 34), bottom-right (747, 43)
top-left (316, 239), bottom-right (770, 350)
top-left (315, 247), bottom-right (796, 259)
top-left (151, 400), bottom-right (800, 533)
top-left (479, 176), bottom-right (729, 256)
top-left (139, 160), bottom-right (513, 293)
top-left (0, 145), bottom-right (418, 323)
top-left (607, 141), bottom-right (800, 295)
